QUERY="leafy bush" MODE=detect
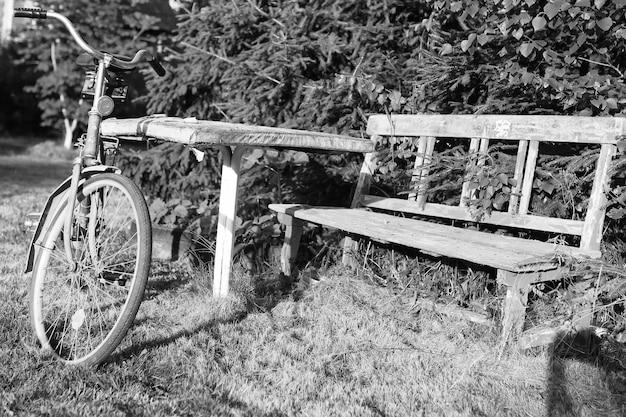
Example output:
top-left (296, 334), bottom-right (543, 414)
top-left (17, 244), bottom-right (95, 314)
top-left (133, 0), bottom-right (626, 266)
top-left (12, 0), bottom-right (174, 135)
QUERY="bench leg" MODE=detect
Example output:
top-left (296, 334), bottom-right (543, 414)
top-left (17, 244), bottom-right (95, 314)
top-left (341, 236), bottom-right (359, 268)
top-left (498, 270), bottom-right (533, 347)
top-left (213, 146), bottom-right (245, 297)
top-left (276, 213), bottom-right (304, 277)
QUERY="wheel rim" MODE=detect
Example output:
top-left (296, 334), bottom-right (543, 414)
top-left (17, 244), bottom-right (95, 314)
top-left (31, 177), bottom-right (146, 365)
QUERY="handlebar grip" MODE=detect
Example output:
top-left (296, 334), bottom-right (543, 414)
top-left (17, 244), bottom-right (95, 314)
top-left (149, 57), bottom-right (166, 77)
top-left (14, 8), bottom-right (48, 19)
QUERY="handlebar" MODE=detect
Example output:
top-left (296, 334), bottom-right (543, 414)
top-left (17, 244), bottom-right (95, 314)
top-left (14, 8), bottom-right (165, 76)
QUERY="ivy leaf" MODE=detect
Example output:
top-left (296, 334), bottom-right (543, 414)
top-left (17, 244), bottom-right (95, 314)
top-left (532, 16), bottom-right (547, 31)
top-left (606, 98), bottom-right (618, 109)
top-left (575, 0), bottom-right (591, 6)
top-left (477, 33), bottom-right (490, 45)
top-left (540, 181), bottom-right (556, 194)
top-left (521, 71), bottom-right (535, 84)
top-left (513, 27), bottom-right (525, 40)
top-left (149, 198), bottom-right (168, 222)
top-left (607, 208), bottom-right (626, 220)
top-left (173, 204), bottom-right (189, 218)
top-left (547, 78), bottom-right (561, 90)
top-left (440, 43), bottom-right (453, 55)
top-left (594, 0), bottom-right (607, 8)
top-left (494, 194), bottom-right (507, 208)
top-left (451, 1), bottom-right (463, 12)
top-left (544, 2), bottom-right (561, 19)
top-left (291, 151), bottom-right (310, 165)
top-left (597, 17), bottom-right (613, 31)
top-left (461, 34), bottom-right (477, 52)
top-left (591, 98), bottom-right (606, 109)
top-left (519, 42), bottom-right (535, 57)
top-left (389, 89), bottom-right (404, 111)
top-left (467, 3), bottom-right (479, 17)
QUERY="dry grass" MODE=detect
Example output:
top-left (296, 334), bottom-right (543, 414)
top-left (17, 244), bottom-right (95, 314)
top-left (1, 141), bottom-right (625, 416)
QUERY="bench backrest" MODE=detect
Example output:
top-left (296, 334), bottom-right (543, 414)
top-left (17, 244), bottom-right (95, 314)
top-left (354, 114), bottom-right (624, 253)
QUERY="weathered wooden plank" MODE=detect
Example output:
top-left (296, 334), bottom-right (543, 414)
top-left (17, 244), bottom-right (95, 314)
top-left (268, 204), bottom-right (600, 272)
top-left (580, 143), bottom-right (616, 252)
top-left (498, 270), bottom-right (535, 347)
top-left (410, 136), bottom-right (436, 207)
top-left (275, 213), bottom-right (304, 277)
top-left (509, 140), bottom-right (528, 214)
top-left (460, 138), bottom-right (482, 206)
top-left (343, 135), bottom-right (378, 267)
top-left (213, 146), bottom-right (245, 297)
top-left (360, 196), bottom-right (586, 236)
top-left (518, 140), bottom-right (539, 215)
top-left (101, 117), bottom-right (374, 153)
top-left (367, 114), bottom-right (624, 144)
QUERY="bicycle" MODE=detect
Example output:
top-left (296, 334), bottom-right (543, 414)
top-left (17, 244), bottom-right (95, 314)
top-left (15, 8), bottom-right (165, 367)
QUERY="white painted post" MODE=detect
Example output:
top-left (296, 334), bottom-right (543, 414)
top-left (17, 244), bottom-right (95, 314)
top-left (213, 146), bottom-right (245, 297)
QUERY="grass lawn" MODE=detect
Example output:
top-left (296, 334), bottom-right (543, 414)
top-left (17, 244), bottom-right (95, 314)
top-left (1, 138), bottom-right (625, 416)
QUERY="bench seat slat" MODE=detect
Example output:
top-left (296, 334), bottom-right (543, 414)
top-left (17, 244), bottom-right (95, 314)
top-left (269, 204), bottom-right (600, 272)
top-left (362, 196), bottom-right (585, 236)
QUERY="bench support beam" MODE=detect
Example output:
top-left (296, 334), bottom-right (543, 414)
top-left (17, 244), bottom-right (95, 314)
top-left (276, 213), bottom-right (304, 277)
top-left (499, 270), bottom-right (532, 347)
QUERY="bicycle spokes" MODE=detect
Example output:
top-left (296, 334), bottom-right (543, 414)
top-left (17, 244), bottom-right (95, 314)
top-left (31, 175), bottom-right (150, 365)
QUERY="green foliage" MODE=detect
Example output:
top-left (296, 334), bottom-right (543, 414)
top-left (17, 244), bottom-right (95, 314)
top-left (144, 0), bottom-right (430, 130)
top-left (464, 155), bottom-right (518, 220)
top-left (414, 0), bottom-right (626, 115)
top-left (12, 0), bottom-right (172, 134)
top-left (135, 0), bottom-right (626, 268)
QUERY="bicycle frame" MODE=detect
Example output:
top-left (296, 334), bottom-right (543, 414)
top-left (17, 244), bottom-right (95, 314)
top-left (15, 8), bottom-right (165, 269)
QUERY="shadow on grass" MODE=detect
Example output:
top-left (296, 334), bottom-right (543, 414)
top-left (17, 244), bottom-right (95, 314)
top-left (546, 328), bottom-right (626, 416)
top-left (109, 263), bottom-right (295, 365)
top-left (108, 315), bottom-right (288, 417)
top-left (107, 313), bottom-right (247, 366)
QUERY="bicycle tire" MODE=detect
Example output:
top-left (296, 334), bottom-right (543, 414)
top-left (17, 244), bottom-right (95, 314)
top-left (30, 173), bottom-right (151, 367)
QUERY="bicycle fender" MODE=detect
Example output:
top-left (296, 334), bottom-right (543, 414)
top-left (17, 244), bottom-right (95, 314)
top-left (25, 166), bottom-right (121, 273)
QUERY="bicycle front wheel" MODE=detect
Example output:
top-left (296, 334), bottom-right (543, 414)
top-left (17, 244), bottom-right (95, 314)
top-left (30, 173), bottom-right (151, 366)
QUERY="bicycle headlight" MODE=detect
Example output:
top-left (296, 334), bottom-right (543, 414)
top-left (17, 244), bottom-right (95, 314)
top-left (96, 96), bottom-right (115, 117)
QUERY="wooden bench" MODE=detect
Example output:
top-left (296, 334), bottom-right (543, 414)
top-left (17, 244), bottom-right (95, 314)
top-left (270, 114), bottom-right (624, 344)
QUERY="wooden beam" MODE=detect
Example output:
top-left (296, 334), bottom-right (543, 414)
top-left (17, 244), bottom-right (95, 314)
top-left (410, 136), bottom-right (436, 208)
top-left (580, 143), bottom-right (616, 252)
top-left (460, 138), bottom-right (482, 206)
top-left (343, 135), bottom-right (378, 267)
top-left (518, 140), bottom-right (539, 215)
top-left (509, 140), bottom-right (528, 214)
top-left (267, 204), bottom-right (600, 272)
top-left (367, 114), bottom-right (624, 144)
top-left (101, 117), bottom-right (374, 154)
top-left (213, 146), bottom-right (245, 297)
top-left (361, 196), bottom-right (585, 236)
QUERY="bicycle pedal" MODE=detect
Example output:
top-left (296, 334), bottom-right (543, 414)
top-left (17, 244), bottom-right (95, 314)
top-left (98, 273), bottom-right (127, 287)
